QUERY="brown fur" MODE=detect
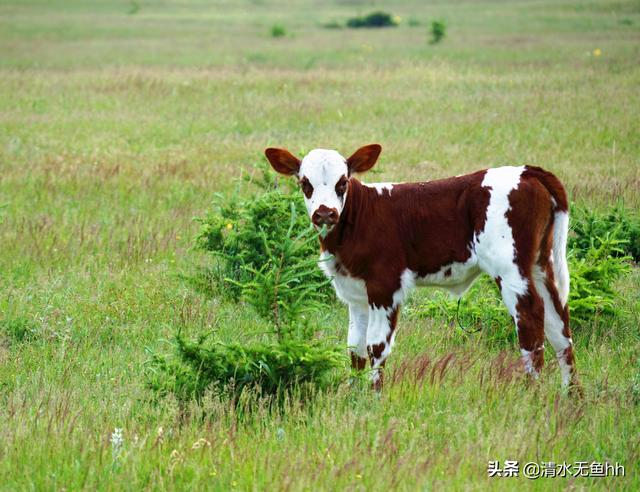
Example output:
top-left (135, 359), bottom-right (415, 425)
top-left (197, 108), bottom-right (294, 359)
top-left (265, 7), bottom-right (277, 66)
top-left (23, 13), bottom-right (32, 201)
top-left (265, 145), bottom-right (578, 391)
top-left (320, 173), bottom-right (491, 307)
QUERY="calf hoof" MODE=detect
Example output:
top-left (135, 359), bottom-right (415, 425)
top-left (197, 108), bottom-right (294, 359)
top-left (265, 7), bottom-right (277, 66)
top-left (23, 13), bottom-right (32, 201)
top-left (371, 374), bottom-right (384, 392)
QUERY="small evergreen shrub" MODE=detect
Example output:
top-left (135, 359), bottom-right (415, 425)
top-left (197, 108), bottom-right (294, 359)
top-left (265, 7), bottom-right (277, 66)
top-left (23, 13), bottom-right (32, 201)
top-left (569, 203), bottom-right (639, 262)
top-left (195, 186), bottom-right (331, 304)
top-left (270, 24), bottom-right (286, 38)
top-left (151, 172), bottom-right (346, 404)
top-left (429, 20), bottom-right (446, 44)
top-left (147, 336), bottom-right (346, 402)
top-left (127, 1), bottom-right (140, 15)
top-left (235, 220), bottom-right (332, 338)
top-left (347, 12), bottom-right (398, 29)
top-left (568, 235), bottom-right (631, 325)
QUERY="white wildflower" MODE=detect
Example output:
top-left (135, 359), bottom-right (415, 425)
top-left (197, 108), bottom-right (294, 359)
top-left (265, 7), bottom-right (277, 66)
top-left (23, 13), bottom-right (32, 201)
top-left (110, 427), bottom-right (124, 461)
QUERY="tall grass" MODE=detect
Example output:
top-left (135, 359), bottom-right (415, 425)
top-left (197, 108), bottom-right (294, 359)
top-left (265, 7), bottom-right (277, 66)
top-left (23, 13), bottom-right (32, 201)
top-left (1, 0), bottom-right (639, 489)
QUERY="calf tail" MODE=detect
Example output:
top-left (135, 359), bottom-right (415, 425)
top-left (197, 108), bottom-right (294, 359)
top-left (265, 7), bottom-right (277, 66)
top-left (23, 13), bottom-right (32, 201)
top-left (526, 166), bottom-right (570, 306)
top-left (552, 210), bottom-right (570, 306)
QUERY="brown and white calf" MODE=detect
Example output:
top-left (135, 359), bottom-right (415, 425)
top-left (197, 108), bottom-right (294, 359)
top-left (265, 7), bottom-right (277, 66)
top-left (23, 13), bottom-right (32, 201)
top-left (265, 144), bottom-right (579, 390)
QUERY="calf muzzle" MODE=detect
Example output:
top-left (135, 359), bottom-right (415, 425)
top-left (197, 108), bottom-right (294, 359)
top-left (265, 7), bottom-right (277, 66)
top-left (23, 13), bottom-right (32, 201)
top-left (312, 206), bottom-right (339, 227)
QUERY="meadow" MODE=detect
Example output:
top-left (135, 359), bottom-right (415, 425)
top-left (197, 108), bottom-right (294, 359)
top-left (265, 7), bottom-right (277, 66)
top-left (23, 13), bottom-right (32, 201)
top-left (1, 0), bottom-right (639, 490)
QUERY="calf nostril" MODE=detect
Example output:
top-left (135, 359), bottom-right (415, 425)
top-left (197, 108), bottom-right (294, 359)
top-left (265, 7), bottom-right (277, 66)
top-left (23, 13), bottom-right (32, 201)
top-left (312, 207), bottom-right (338, 225)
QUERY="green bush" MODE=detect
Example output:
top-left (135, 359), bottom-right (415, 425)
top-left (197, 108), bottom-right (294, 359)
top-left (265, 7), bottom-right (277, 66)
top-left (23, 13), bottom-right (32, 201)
top-left (270, 24), bottom-right (286, 38)
top-left (147, 336), bottom-right (346, 402)
top-left (151, 179), bottom-right (346, 404)
top-left (127, 1), bottom-right (139, 15)
top-left (195, 186), bottom-right (330, 304)
top-left (429, 20), bottom-right (446, 44)
top-left (569, 203), bottom-right (639, 261)
top-left (236, 219), bottom-right (332, 338)
top-left (347, 12), bottom-right (398, 29)
top-left (568, 235), bottom-right (631, 324)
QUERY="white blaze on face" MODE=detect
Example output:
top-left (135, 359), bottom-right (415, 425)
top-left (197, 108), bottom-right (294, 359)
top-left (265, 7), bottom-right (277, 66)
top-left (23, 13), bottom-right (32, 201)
top-left (298, 149), bottom-right (349, 221)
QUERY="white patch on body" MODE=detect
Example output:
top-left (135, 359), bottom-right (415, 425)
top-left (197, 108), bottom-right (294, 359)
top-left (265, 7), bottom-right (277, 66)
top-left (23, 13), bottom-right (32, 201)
top-left (299, 149), bottom-right (349, 220)
top-left (392, 268), bottom-right (416, 308)
top-left (474, 166), bottom-right (528, 328)
top-left (319, 251), bottom-right (368, 307)
top-left (364, 182), bottom-right (396, 196)
top-left (366, 306), bottom-right (393, 363)
top-left (416, 259), bottom-right (481, 298)
top-left (533, 266), bottom-right (570, 350)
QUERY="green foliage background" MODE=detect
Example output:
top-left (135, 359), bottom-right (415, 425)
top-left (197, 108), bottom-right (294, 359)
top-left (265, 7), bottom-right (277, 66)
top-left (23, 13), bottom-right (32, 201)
top-left (1, 0), bottom-right (639, 490)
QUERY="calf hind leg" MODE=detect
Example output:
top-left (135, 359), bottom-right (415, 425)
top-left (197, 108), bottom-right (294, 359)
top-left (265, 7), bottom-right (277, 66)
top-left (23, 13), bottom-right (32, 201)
top-left (497, 273), bottom-right (546, 378)
top-left (533, 266), bottom-right (579, 389)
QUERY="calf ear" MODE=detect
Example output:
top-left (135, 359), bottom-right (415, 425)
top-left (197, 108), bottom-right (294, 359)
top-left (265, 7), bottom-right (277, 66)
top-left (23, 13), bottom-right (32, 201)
top-left (265, 148), bottom-right (301, 176)
top-left (346, 144), bottom-right (382, 175)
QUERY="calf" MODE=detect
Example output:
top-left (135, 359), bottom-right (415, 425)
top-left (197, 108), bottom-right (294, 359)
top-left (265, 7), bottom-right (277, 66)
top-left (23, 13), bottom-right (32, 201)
top-left (265, 144), bottom-right (579, 391)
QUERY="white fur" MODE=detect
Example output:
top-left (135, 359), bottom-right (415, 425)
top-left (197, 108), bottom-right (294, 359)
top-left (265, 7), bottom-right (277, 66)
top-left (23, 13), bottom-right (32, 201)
top-left (520, 348), bottom-right (540, 378)
top-left (364, 182), bottom-right (395, 196)
top-left (392, 269), bottom-right (416, 307)
top-left (557, 352), bottom-right (573, 387)
top-left (533, 266), bottom-right (570, 351)
top-left (366, 306), bottom-right (395, 385)
top-left (366, 306), bottom-right (393, 361)
top-left (348, 304), bottom-right (368, 358)
top-left (475, 166), bottom-right (528, 327)
top-left (416, 259), bottom-right (482, 298)
top-left (319, 251), bottom-right (368, 307)
top-left (298, 149), bottom-right (349, 222)
top-left (552, 211), bottom-right (570, 306)
top-left (533, 265), bottom-right (574, 386)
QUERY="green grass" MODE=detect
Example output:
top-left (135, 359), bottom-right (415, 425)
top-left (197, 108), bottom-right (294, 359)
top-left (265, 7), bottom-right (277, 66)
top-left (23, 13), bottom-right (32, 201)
top-left (1, 0), bottom-right (639, 489)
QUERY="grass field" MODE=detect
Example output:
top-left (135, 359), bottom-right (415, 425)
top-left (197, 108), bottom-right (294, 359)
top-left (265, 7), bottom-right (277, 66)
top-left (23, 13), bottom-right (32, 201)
top-left (1, 0), bottom-right (639, 490)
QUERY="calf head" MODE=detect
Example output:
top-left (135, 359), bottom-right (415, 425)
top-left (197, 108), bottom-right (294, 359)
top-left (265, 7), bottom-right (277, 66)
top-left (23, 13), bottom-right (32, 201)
top-left (265, 144), bottom-right (381, 232)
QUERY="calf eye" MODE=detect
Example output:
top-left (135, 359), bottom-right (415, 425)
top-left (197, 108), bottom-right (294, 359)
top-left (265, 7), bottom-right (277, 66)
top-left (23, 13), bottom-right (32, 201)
top-left (299, 177), bottom-right (313, 199)
top-left (335, 176), bottom-right (348, 197)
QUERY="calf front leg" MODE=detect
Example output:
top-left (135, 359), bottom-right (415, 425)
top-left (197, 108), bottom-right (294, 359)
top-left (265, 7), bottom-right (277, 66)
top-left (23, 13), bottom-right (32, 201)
top-left (366, 305), bottom-right (399, 391)
top-left (348, 304), bottom-right (369, 370)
